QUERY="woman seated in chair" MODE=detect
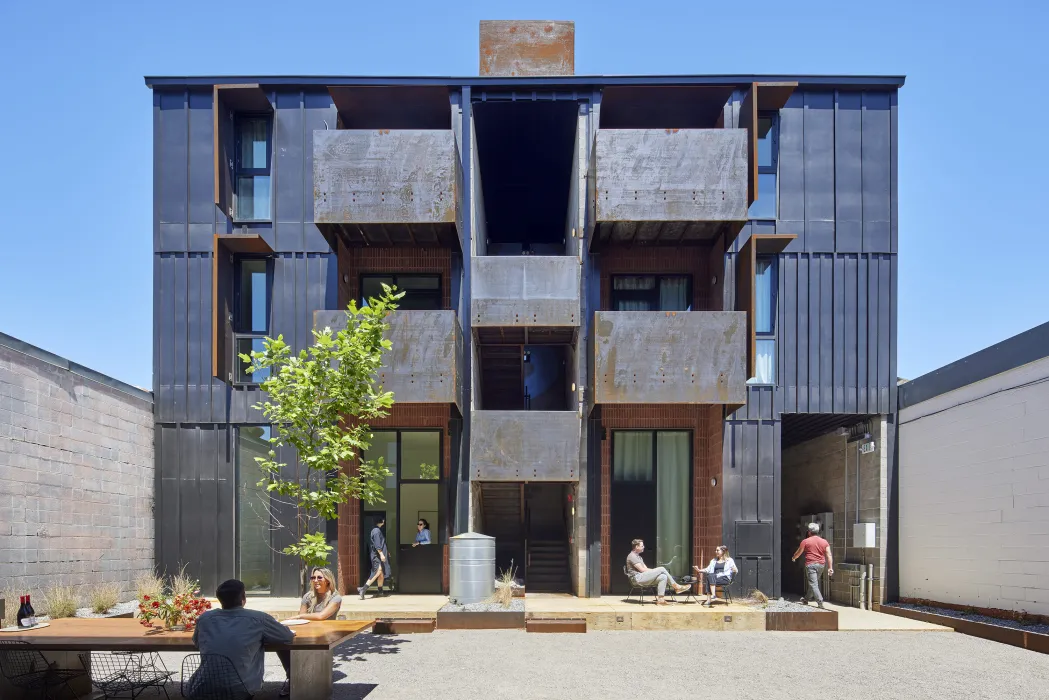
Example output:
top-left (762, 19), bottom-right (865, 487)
top-left (693, 545), bottom-right (737, 607)
top-left (277, 567), bottom-right (342, 696)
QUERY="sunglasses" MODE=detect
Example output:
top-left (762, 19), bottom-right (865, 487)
top-left (310, 576), bottom-right (326, 581)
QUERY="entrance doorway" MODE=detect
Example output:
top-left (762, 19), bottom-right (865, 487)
top-left (360, 430), bottom-right (444, 594)
top-left (610, 431), bottom-right (692, 594)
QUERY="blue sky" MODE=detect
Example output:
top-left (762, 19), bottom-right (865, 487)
top-left (0, 0), bottom-right (1046, 388)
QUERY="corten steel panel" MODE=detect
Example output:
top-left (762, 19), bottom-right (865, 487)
top-left (479, 20), bottom-right (575, 77)
top-left (592, 129), bottom-right (748, 224)
top-left (471, 256), bottom-right (581, 327)
top-left (313, 129), bottom-right (459, 225)
top-left (470, 411), bottom-right (581, 481)
top-left (313, 309), bottom-right (462, 408)
top-left (593, 311), bottom-right (746, 404)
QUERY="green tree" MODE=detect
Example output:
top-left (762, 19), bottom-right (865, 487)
top-left (240, 287), bottom-right (402, 590)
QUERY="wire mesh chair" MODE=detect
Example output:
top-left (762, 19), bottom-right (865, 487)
top-left (180, 654), bottom-right (253, 700)
top-left (79, 651), bottom-right (174, 699)
top-left (0, 639), bottom-right (88, 700)
top-left (623, 565), bottom-right (678, 604)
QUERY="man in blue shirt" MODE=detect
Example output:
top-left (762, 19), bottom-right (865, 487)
top-left (191, 579), bottom-right (294, 694)
top-left (357, 516), bottom-right (391, 599)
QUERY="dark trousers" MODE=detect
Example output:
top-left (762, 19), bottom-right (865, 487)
top-left (703, 573), bottom-right (732, 593)
top-left (277, 650), bottom-right (290, 678)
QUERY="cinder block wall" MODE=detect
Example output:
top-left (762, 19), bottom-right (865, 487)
top-left (900, 355), bottom-right (1049, 617)
top-left (0, 335), bottom-right (154, 602)
top-left (781, 417), bottom-right (888, 606)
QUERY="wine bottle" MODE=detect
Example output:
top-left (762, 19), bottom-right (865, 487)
top-left (16, 595), bottom-right (28, 627)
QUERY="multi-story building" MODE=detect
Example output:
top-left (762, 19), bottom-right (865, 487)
top-left (147, 21), bottom-right (903, 601)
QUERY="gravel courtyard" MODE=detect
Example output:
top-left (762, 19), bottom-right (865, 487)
top-left (158, 629), bottom-right (1049, 700)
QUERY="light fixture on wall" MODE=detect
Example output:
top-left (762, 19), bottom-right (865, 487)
top-left (710, 477), bottom-right (718, 487)
top-left (342, 273), bottom-right (350, 284)
top-left (711, 276), bottom-right (717, 286)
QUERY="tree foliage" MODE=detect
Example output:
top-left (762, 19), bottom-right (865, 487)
top-left (240, 287), bottom-right (403, 573)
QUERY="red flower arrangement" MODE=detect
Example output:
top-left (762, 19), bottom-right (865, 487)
top-left (138, 593), bottom-right (211, 631)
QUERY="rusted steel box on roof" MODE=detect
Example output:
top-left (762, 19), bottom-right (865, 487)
top-left (471, 256), bottom-right (580, 327)
top-left (471, 411), bottom-right (581, 481)
top-left (314, 309), bottom-right (462, 410)
top-left (593, 311), bottom-right (747, 404)
top-left (588, 129), bottom-right (749, 244)
top-left (479, 20), bottom-right (575, 76)
top-left (314, 129), bottom-right (459, 225)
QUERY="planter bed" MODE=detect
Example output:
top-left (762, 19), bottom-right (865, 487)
top-left (437, 600), bottom-right (525, 630)
top-left (882, 604), bottom-right (1049, 653)
top-left (74, 601), bottom-right (138, 619)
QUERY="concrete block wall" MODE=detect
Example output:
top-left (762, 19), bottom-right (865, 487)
top-left (899, 355), bottom-right (1049, 616)
top-left (782, 416), bottom-right (888, 606)
top-left (0, 335), bottom-right (154, 602)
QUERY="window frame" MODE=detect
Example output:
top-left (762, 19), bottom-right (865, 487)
top-left (233, 114), bottom-right (273, 223)
top-left (232, 254), bottom-right (273, 386)
top-left (748, 112), bottom-right (779, 221)
top-left (366, 429), bottom-right (444, 549)
top-left (749, 255), bottom-right (778, 385)
top-left (235, 424), bottom-right (273, 595)
top-left (359, 273), bottom-right (442, 311)
top-left (609, 274), bottom-right (693, 312)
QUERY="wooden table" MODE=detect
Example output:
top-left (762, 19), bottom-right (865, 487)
top-left (3, 617), bottom-right (374, 700)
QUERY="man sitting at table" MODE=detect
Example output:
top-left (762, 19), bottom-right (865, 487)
top-left (191, 579), bottom-right (295, 696)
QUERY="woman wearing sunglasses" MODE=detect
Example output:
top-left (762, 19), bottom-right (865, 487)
top-left (277, 567), bottom-right (342, 696)
top-left (412, 519), bottom-right (431, 547)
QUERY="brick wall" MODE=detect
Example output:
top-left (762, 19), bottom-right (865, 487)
top-left (598, 246), bottom-right (712, 311)
top-left (0, 337), bottom-right (154, 602)
top-left (337, 245), bottom-right (453, 310)
top-left (598, 404), bottom-right (722, 593)
top-left (337, 404), bottom-right (452, 594)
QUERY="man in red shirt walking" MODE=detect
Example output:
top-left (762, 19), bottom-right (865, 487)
top-left (792, 523), bottom-right (834, 608)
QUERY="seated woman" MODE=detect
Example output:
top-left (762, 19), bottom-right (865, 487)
top-left (412, 518), bottom-right (431, 547)
top-left (693, 545), bottom-right (738, 607)
top-left (277, 567), bottom-right (342, 696)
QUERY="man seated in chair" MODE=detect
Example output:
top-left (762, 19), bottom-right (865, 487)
top-left (191, 579), bottom-right (295, 696)
top-left (625, 539), bottom-right (692, 605)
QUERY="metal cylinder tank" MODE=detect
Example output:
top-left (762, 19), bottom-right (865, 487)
top-left (449, 532), bottom-right (495, 604)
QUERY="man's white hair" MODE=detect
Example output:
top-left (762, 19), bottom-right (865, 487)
top-left (807, 522), bottom-right (820, 533)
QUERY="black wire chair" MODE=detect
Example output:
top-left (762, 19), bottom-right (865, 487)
top-left (0, 639), bottom-right (88, 700)
top-left (623, 565), bottom-right (679, 605)
top-left (180, 654), bottom-right (253, 700)
top-left (79, 651), bottom-right (174, 699)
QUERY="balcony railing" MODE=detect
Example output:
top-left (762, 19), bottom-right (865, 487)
top-left (471, 256), bottom-right (580, 328)
top-left (313, 309), bottom-right (462, 408)
top-left (593, 311), bottom-right (747, 404)
top-left (471, 411), bottom-right (580, 481)
top-left (313, 129), bottom-right (461, 248)
top-left (588, 128), bottom-right (749, 247)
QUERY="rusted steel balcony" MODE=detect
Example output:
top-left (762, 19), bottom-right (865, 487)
top-left (593, 311), bottom-right (747, 404)
top-left (588, 128), bottom-right (749, 247)
top-left (471, 256), bottom-right (581, 328)
top-left (313, 309), bottom-right (462, 409)
top-left (313, 129), bottom-right (462, 248)
top-left (470, 411), bottom-right (581, 481)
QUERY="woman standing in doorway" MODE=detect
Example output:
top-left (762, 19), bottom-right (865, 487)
top-left (277, 567), bottom-right (342, 696)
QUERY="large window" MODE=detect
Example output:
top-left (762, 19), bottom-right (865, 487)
top-left (611, 275), bottom-right (691, 311)
top-left (237, 426), bottom-right (272, 594)
top-left (611, 430), bottom-right (691, 581)
top-left (360, 274), bottom-right (441, 311)
top-left (235, 116), bottom-right (272, 221)
top-left (749, 257), bottom-right (777, 384)
top-left (361, 430), bottom-right (442, 591)
top-left (233, 257), bottom-right (272, 384)
top-left (748, 115), bottom-right (778, 220)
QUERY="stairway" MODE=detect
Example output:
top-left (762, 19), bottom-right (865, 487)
top-left (527, 539), bottom-right (571, 592)
top-left (478, 482), bottom-right (524, 577)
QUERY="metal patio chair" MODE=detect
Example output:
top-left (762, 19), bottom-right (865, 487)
top-left (0, 639), bottom-right (88, 700)
top-left (623, 565), bottom-right (679, 605)
top-left (79, 650), bottom-right (174, 699)
top-left (180, 653), bottom-right (253, 700)
top-left (701, 575), bottom-right (736, 604)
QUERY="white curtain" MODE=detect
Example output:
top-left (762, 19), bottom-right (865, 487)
top-left (659, 278), bottom-right (690, 311)
top-left (754, 339), bottom-right (775, 384)
top-left (613, 432), bottom-right (653, 482)
top-left (656, 432), bottom-right (690, 578)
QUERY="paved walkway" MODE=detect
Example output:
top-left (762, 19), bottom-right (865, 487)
top-left (158, 628), bottom-right (1049, 699)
